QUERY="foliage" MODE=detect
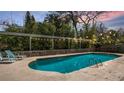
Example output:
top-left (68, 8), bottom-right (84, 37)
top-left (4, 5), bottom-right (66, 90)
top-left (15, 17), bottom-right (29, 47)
top-left (1, 11), bottom-right (124, 51)
top-left (24, 11), bottom-right (37, 34)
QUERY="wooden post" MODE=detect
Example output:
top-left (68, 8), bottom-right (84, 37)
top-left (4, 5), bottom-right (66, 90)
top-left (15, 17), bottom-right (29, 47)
top-left (68, 39), bottom-right (70, 49)
top-left (51, 38), bottom-right (54, 49)
top-left (79, 38), bottom-right (82, 49)
top-left (29, 36), bottom-right (32, 51)
top-left (80, 39), bottom-right (81, 49)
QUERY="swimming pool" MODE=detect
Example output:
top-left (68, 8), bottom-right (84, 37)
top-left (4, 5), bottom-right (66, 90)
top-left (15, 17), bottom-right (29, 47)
top-left (29, 53), bottom-right (119, 73)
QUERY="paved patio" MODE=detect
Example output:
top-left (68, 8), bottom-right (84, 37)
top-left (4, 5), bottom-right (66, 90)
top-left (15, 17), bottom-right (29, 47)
top-left (0, 52), bottom-right (124, 81)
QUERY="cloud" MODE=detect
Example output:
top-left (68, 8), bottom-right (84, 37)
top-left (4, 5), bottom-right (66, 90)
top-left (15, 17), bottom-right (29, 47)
top-left (98, 11), bottom-right (124, 22)
top-left (103, 15), bottom-right (124, 28)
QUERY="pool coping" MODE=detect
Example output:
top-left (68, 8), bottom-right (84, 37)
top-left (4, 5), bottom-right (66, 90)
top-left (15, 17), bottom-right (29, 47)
top-left (0, 52), bottom-right (124, 80)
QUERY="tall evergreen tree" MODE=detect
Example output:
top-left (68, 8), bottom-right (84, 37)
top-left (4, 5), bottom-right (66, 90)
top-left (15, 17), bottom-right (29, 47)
top-left (24, 11), bottom-right (36, 33)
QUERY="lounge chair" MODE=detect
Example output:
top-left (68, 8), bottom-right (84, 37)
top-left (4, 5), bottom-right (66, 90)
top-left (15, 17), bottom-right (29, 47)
top-left (0, 52), bottom-right (15, 63)
top-left (5, 50), bottom-right (23, 60)
top-left (0, 52), bottom-right (2, 61)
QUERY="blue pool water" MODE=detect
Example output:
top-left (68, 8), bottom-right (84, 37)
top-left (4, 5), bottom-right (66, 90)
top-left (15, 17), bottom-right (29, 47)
top-left (29, 53), bottom-right (119, 73)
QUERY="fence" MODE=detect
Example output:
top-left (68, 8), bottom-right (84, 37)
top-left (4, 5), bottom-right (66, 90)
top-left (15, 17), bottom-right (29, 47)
top-left (95, 44), bottom-right (124, 53)
top-left (16, 48), bottom-right (95, 57)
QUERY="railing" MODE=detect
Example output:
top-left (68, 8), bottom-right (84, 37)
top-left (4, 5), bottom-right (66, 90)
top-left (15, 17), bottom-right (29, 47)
top-left (89, 57), bottom-right (103, 68)
top-left (15, 48), bottom-right (95, 57)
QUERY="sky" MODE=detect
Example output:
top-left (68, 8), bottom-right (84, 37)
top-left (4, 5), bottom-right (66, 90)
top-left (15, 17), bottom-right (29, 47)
top-left (98, 11), bottom-right (124, 29)
top-left (0, 11), bottom-right (124, 30)
top-left (0, 11), bottom-right (48, 26)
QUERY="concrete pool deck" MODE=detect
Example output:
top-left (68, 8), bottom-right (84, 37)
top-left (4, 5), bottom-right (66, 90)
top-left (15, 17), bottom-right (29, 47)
top-left (0, 52), bottom-right (124, 81)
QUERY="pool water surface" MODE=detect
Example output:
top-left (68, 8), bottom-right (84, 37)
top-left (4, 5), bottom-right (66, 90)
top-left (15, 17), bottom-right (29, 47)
top-left (29, 53), bottom-right (119, 73)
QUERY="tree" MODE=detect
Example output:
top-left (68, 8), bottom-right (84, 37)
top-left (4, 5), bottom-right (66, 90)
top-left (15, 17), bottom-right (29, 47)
top-left (77, 11), bottom-right (105, 32)
top-left (66, 11), bottom-right (79, 37)
top-left (44, 12), bottom-right (72, 37)
top-left (36, 22), bottom-right (56, 35)
top-left (24, 11), bottom-right (36, 33)
top-left (53, 11), bottom-right (106, 38)
top-left (5, 23), bottom-right (22, 32)
top-left (45, 12), bottom-right (62, 33)
top-left (53, 11), bottom-right (79, 37)
top-left (97, 22), bottom-right (107, 33)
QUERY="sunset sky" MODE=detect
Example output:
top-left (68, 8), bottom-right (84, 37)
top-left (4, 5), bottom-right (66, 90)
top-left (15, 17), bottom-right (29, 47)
top-left (0, 11), bottom-right (124, 29)
top-left (98, 11), bottom-right (124, 29)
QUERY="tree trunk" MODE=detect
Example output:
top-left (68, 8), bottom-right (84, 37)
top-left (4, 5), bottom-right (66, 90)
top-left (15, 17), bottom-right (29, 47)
top-left (74, 23), bottom-right (78, 38)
